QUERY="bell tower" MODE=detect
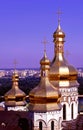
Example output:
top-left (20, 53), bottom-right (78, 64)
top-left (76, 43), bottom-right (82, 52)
top-left (49, 14), bottom-right (79, 121)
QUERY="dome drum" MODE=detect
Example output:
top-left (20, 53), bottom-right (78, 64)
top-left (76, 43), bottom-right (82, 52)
top-left (53, 32), bottom-right (65, 38)
top-left (41, 65), bottom-right (50, 70)
top-left (29, 102), bottom-right (61, 112)
top-left (49, 74), bottom-right (77, 81)
top-left (29, 98), bottom-right (58, 104)
top-left (5, 101), bottom-right (26, 107)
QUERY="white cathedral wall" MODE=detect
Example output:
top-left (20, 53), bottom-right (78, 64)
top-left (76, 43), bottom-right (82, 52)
top-left (61, 102), bottom-right (71, 121)
top-left (33, 110), bottom-right (62, 130)
top-left (71, 101), bottom-right (78, 119)
top-left (60, 87), bottom-right (78, 121)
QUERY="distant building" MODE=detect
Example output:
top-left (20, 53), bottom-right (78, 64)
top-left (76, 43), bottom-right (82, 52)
top-left (0, 70), bottom-right (5, 77)
top-left (78, 68), bottom-right (83, 77)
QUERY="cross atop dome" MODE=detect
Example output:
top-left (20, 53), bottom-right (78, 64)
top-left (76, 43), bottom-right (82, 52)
top-left (56, 9), bottom-right (62, 25)
top-left (42, 37), bottom-right (48, 53)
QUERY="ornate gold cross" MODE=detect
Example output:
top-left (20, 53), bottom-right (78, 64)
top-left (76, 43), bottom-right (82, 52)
top-left (42, 37), bottom-right (48, 52)
top-left (57, 9), bottom-right (62, 23)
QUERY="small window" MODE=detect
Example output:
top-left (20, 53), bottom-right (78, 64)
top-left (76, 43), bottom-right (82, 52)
top-left (51, 121), bottom-right (54, 130)
top-left (63, 104), bottom-right (66, 120)
top-left (71, 103), bottom-right (73, 119)
top-left (39, 121), bottom-right (42, 130)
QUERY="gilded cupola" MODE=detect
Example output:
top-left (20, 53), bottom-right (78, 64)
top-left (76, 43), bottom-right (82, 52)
top-left (4, 70), bottom-right (26, 107)
top-left (49, 21), bottom-right (79, 88)
top-left (53, 22), bottom-right (65, 42)
top-left (29, 51), bottom-right (61, 112)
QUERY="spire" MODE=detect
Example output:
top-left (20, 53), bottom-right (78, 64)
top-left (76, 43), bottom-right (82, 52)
top-left (53, 10), bottom-right (65, 42)
top-left (12, 70), bottom-right (19, 87)
top-left (42, 37), bottom-right (48, 53)
top-left (52, 10), bottom-right (65, 57)
top-left (40, 41), bottom-right (50, 77)
top-left (56, 9), bottom-right (62, 32)
top-left (13, 59), bottom-right (17, 71)
top-left (12, 59), bottom-right (19, 86)
top-left (40, 38), bottom-right (50, 77)
top-left (41, 37), bottom-right (49, 62)
top-left (40, 50), bottom-right (50, 78)
top-left (57, 9), bottom-right (62, 27)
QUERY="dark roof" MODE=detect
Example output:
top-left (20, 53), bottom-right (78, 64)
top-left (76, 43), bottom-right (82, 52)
top-left (62, 114), bottom-right (83, 130)
top-left (0, 111), bottom-right (30, 130)
top-left (0, 111), bottom-right (83, 130)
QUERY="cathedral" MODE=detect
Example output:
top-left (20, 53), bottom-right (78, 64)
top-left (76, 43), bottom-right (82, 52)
top-left (28, 20), bottom-right (79, 129)
top-left (0, 17), bottom-right (82, 130)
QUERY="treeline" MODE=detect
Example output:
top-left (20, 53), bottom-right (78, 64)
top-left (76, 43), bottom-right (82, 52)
top-left (78, 77), bottom-right (83, 95)
top-left (0, 77), bottom-right (40, 96)
top-left (0, 76), bottom-right (82, 97)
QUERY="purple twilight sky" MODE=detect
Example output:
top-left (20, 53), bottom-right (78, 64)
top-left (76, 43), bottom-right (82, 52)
top-left (0, 0), bottom-right (83, 68)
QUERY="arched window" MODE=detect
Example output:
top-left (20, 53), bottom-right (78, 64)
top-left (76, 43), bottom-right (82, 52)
top-left (39, 121), bottom-right (42, 130)
top-left (63, 104), bottom-right (66, 120)
top-left (71, 103), bottom-right (74, 119)
top-left (51, 121), bottom-right (54, 130)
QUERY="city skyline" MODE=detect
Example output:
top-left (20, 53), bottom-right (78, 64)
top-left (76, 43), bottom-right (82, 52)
top-left (0, 0), bottom-right (83, 68)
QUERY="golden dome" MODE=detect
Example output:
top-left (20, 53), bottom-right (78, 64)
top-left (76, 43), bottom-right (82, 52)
top-left (12, 70), bottom-right (19, 82)
top-left (49, 59), bottom-right (78, 87)
top-left (40, 51), bottom-right (50, 71)
top-left (5, 70), bottom-right (26, 107)
top-left (29, 52), bottom-right (61, 112)
top-left (53, 23), bottom-right (65, 42)
top-left (50, 57), bottom-right (78, 77)
top-left (40, 51), bottom-right (50, 65)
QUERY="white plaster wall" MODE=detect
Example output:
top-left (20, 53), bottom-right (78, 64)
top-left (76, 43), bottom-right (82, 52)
top-left (60, 87), bottom-right (78, 121)
top-left (8, 106), bottom-right (27, 111)
top-left (33, 110), bottom-right (62, 130)
top-left (71, 101), bottom-right (78, 119)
